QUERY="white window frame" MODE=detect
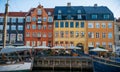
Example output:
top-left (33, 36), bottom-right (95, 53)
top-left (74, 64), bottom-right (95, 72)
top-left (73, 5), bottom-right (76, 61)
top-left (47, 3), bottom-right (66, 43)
top-left (88, 23), bottom-right (94, 28)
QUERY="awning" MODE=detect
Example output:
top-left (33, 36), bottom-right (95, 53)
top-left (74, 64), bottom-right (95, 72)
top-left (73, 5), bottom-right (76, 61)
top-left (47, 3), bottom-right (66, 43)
top-left (89, 47), bottom-right (108, 52)
top-left (52, 46), bottom-right (65, 49)
top-left (34, 46), bottom-right (50, 49)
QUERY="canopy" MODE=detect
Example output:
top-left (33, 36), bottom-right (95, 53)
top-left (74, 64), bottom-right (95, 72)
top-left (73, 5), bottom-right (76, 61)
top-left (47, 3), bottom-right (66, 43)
top-left (52, 46), bottom-right (65, 49)
top-left (67, 46), bottom-right (81, 49)
top-left (34, 46), bottom-right (50, 49)
top-left (0, 46), bottom-right (32, 54)
top-left (89, 47), bottom-right (108, 52)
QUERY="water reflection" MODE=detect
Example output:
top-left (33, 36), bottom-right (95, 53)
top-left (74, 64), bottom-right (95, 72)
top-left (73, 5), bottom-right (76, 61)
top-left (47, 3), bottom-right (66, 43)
top-left (32, 70), bottom-right (92, 72)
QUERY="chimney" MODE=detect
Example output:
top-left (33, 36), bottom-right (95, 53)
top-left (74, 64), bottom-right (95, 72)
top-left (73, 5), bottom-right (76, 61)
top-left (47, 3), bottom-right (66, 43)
top-left (67, 2), bottom-right (71, 7)
top-left (94, 4), bottom-right (97, 7)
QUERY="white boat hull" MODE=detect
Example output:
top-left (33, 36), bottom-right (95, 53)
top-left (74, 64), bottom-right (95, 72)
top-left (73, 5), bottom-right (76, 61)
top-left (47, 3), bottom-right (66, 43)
top-left (0, 62), bottom-right (32, 72)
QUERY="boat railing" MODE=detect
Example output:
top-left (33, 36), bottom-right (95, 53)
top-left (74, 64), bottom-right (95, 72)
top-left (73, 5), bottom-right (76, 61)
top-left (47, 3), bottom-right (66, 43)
top-left (93, 56), bottom-right (120, 66)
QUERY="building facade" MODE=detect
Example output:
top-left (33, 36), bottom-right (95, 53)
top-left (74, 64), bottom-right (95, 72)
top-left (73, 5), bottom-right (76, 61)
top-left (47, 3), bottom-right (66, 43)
top-left (115, 19), bottom-right (120, 46)
top-left (25, 5), bottom-right (54, 47)
top-left (54, 3), bottom-right (114, 54)
top-left (0, 12), bottom-right (26, 46)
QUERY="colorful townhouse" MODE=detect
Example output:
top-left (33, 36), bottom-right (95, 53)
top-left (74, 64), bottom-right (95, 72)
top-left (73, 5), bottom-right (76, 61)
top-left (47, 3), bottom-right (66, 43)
top-left (53, 3), bottom-right (114, 54)
top-left (0, 12), bottom-right (26, 47)
top-left (25, 5), bottom-right (54, 47)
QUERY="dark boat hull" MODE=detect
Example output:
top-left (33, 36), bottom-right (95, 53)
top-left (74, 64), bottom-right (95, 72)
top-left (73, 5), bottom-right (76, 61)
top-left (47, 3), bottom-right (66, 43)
top-left (93, 60), bottom-right (120, 72)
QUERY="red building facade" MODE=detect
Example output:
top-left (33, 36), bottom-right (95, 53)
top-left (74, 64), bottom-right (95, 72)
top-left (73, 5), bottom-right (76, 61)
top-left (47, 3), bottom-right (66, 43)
top-left (25, 5), bottom-right (54, 47)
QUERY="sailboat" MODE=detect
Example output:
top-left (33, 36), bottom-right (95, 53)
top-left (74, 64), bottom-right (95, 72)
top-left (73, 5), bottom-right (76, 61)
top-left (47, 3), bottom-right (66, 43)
top-left (0, 0), bottom-right (33, 72)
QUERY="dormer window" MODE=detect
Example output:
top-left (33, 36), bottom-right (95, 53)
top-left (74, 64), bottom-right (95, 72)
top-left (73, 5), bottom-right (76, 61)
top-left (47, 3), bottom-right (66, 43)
top-left (67, 15), bottom-right (72, 20)
top-left (77, 15), bottom-right (82, 19)
top-left (57, 15), bottom-right (62, 19)
top-left (48, 12), bottom-right (51, 15)
top-left (37, 9), bottom-right (42, 15)
top-left (104, 14), bottom-right (109, 19)
top-left (92, 14), bottom-right (97, 19)
top-left (77, 10), bottom-right (81, 13)
top-left (58, 10), bottom-right (61, 13)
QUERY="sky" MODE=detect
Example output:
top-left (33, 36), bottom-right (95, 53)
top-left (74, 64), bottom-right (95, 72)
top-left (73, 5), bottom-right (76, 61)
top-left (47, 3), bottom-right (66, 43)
top-left (0, 0), bottom-right (120, 18)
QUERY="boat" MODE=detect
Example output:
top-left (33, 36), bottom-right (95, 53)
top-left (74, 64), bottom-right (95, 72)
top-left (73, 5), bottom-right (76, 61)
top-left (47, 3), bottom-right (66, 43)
top-left (0, 46), bottom-right (33, 72)
top-left (92, 56), bottom-right (120, 72)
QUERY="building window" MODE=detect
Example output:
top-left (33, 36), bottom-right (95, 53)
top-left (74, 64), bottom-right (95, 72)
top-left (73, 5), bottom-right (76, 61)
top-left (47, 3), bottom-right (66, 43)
top-left (7, 25), bottom-right (9, 30)
top-left (48, 32), bottom-right (52, 38)
top-left (60, 22), bottom-right (64, 28)
top-left (26, 41), bottom-right (30, 46)
top-left (48, 16), bottom-right (53, 22)
top-left (81, 22), bottom-right (84, 28)
top-left (77, 10), bottom-right (81, 13)
top-left (55, 22), bottom-right (59, 28)
top-left (38, 17), bottom-right (42, 23)
top-left (60, 31), bottom-right (64, 38)
top-left (11, 25), bottom-right (16, 30)
top-left (77, 15), bottom-right (82, 19)
top-left (88, 32), bottom-right (94, 38)
top-left (55, 31), bottom-right (59, 38)
top-left (0, 25), bottom-right (3, 30)
top-left (65, 31), bottom-right (69, 38)
top-left (38, 25), bottom-right (42, 29)
top-left (37, 41), bottom-right (41, 46)
top-left (0, 17), bottom-right (3, 22)
top-left (26, 24), bottom-right (30, 29)
top-left (81, 31), bottom-right (85, 37)
top-left (37, 9), bottom-right (42, 15)
top-left (96, 23), bottom-right (100, 28)
top-left (18, 17), bottom-right (24, 23)
top-left (108, 42), bottom-right (112, 48)
top-left (32, 17), bottom-right (36, 22)
top-left (37, 32), bottom-right (41, 37)
top-left (96, 32), bottom-right (100, 38)
top-left (92, 14), bottom-right (97, 19)
top-left (48, 25), bottom-right (52, 29)
top-left (58, 10), bottom-right (62, 13)
top-left (70, 31), bottom-right (74, 38)
top-left (6, 34), bottom-right (9, 41)
top-left (102, 32), bottom-right (106, 38)
top-left (119, 35), bottom-right (120, 40)
top-left (102, 42), bottom-right (106, 48)
top-left (32, 32), bottom-right (37, 37)
top-left (11, 17), bottom-right (16, 23)
top-left (32, 41), bottom-right (36, 46)
top-left (57, 15), bottom-right (62, 19)
top-left (43, 17), bottom-right (47, 22)
top-left (48, 12), bottom-right (51, 15)
top-left (43, 25), bottom-right (47, 30)
top-left (65, 22), bottom-right (69, 28)
top-left (26, 32), bottom-right (30, 37)
top-left (108, 32), bottom-right (112, 38)
top-left (102, 23), bottom-right (106, 28)
top-left (75, 22), bottom-right (79, 28)
top-left (17, 34), bottom-right (23, 41)
top-left (10, 34), bottom-right (16, 44)
top-left (96, 42), bottom-right (100, 47)
top-left (26, 16), bottom-right (31, 22)
top-left (32, 24), bottom-right (36, 29)
top-left (0, 34), bottom-right (2, 41)
top-left (67, 15), bottom-right (72, 20)
top-left (70, 22), bottom-right (74, 28)
top-left (108, 23), bottom-right (112, 28)
top-left (42, 41), bottom-right (46, 46)
top-left (75, 31), bottom-right (79, 38)
top-left (18, 25), bottom-right (23, 30)
top-left (88, 23), bottom-right (93, 28)
top-left (118, 27), bottom-right (120, 31)
top-left (104, 14), bottom-right (109, 19)
top-left (7, 17), bottom-right (10, 22)
top-left (43, 33), bottom-right (46, 37)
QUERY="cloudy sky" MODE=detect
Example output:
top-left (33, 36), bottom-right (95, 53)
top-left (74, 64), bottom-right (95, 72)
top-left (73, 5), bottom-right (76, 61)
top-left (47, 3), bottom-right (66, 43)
top-left (0, 0), bottom-right (120, 18)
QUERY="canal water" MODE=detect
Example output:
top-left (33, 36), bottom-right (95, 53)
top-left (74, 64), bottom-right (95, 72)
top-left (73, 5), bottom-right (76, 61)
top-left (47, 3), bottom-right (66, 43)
top-left (32, 70), bottom-right (93, 72)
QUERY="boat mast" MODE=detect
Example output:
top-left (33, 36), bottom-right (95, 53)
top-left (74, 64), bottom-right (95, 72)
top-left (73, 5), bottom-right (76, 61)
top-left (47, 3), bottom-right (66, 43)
top-left (3, 0), bottom-right (9, 48)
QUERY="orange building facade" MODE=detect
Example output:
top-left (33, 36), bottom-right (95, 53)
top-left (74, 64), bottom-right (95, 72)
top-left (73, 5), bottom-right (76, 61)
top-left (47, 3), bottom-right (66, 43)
top-left (25, 5), bottom-right (54, 47)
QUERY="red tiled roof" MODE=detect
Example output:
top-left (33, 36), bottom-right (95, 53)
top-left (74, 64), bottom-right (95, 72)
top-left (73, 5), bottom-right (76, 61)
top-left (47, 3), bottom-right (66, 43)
top-left (26, 8), bottom-right (36, 16)
top-left (0, 12), bottom-right (27, 17)
top-left (116, 18), bottom-right (120, 22)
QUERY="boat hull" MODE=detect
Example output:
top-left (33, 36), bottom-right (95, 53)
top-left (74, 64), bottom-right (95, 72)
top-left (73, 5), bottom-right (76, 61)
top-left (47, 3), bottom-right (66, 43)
top-left (93, 60), bottom-right (120, 72)
top-left (0, 62), bottom-right (32, 72)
